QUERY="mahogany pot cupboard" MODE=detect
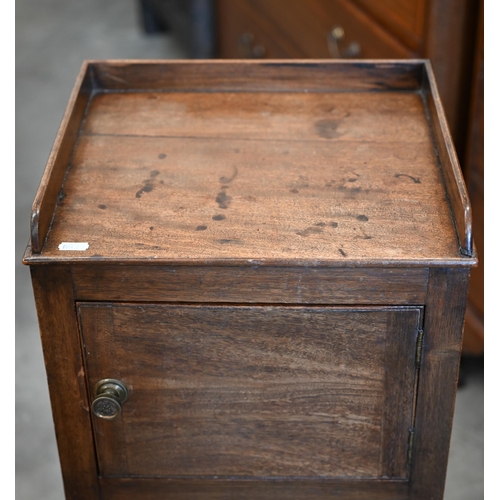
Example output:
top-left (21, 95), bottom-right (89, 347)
top-left (24, 60), bottom-right (476, 500)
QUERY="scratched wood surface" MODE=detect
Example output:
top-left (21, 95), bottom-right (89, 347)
top-left (38, 89), bottom-right (460, 264)
top-left (78, 304), bottom-right (421, 479)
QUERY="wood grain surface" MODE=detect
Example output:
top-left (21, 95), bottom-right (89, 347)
top-left (30, 64), bottom-right (92, 253)
top-left (71, 265), bottom-right (429, 304)
top-left (99, 476), bottom-right (409, 500)
top-left (90, 59), bottom-right (423, 92)
top-left (422, 61), bottom-right (473, 256)
top-left (351, 0), bottom-right (427, 51)
top-left (30, 266), bottom-right (99, 499)
top-left (36, 88), bottom-right (461, 264)
top-left (78, 304), bottom-right (421, 479)
top-left (409, 268), bottom-right (470, 499)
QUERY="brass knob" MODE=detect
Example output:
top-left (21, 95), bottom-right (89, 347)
top-left (327, 26), bottom-right (361, 58)
top-left (91, 379), bottom-right (128, 420)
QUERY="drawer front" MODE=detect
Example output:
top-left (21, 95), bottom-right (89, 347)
top-left (217, 0), bottom-right (413, 59)
top-left (351, 0), bottom-right (427, 51)
top-left (79, 303), bottom-right (422, 485)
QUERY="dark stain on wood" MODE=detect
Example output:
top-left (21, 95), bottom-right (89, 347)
top-left (216, 191), bottom-right (232, 209)
top-left (212, 214), bottom-right (226, 221)
top-left (135, 183), bottom-right (153, 198)
top-left (149, 226), bottom-right (154, 231)
top-left (339, 248), bottom-right (347, 257)
top-left (219, 166), bottom-right (238, 184)
top-left (395, 173), bottom-right (421, 184)
top-left (290, 188), bottom-right (299, 194)
top-left (136, 170), bottom-right (161, 198)
top-left (297, 226), bottom-right (323, 237)
top-left (158, 153), bottom-right (166, 159)
top-left (357, 215), bottom-right (369, 222)
top-left (315, 222), bottom-right (326, 227)
top-left (217, 239), bottom-right (240, 244)
top-left (196, 225), bottom-right (208, 231)
top-left (330, 222), bottom-right (339, 228)
top-left (338, 185), bottom-right (362, 195)
top-left (98, 204), bottom-right (106, 210)
top-left (314, 118), bottom-right (342, 139)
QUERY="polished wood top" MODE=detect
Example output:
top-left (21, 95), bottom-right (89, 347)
top-left (24, 60), bottom-right (474, 267)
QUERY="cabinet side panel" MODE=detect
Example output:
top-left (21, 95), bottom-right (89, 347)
top-left (409, 267), bottom-right (470, 499)
top-left (30, 265), bottom-right (99, 499)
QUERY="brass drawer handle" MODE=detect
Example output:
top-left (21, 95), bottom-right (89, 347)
top-left (91, 379), bottom-right (128, 420)
top-left (327, 26), bottom-right (361, 58)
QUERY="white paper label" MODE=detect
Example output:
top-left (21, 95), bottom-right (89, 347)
top-left (58, 242), bottom-right (89, 251)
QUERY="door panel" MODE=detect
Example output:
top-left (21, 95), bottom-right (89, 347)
top-left (78, 304), bottom-right (421, 480)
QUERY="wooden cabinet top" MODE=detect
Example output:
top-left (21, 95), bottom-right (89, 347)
top-left (23, 60), bottom-right (475, 268)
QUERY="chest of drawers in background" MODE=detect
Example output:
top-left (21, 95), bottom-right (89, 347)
top-left (24, 60), bottom-right (476, 500)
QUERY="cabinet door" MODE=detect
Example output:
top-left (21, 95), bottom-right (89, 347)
top-left (78, 304), bottom-right (422, 495)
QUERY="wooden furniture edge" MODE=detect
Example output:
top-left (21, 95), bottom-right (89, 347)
top-left (88, 58), bottom-right (426, 91)
top-left (24, 59), bottom-right (478, 269)
top-left (71, 265), bottom-right (430, 304)
top-left (30, 265), bottom-right (100, 498)
top-left (99, 476), bottom-right (409, 500)
top-left (23, 256), bottom-right (476, 267)
top-left (30, 61), bottom-right (93, 253)
top-left (409, 267), bottom-right (470, 499)
top-left (421, 60), bottom-right (474, 257)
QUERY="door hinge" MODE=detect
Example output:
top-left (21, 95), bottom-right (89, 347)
top-left (407, 427), bottom-right (415, 467)
top-left (415, 329), bottom-right (424, 366)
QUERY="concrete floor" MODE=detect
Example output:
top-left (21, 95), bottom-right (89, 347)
top-left (15, 1), bottom-right (484, 498)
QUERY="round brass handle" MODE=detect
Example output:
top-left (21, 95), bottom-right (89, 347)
top-left (91, 379), bottom-right (128, 420)
top-left (327, 26), bottom-right (361, 58)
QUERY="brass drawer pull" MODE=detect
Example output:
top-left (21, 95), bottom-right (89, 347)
top-left (327, 26), bottom-right (361, 58)
top-left (91, 379), bottom-right (128, 420)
